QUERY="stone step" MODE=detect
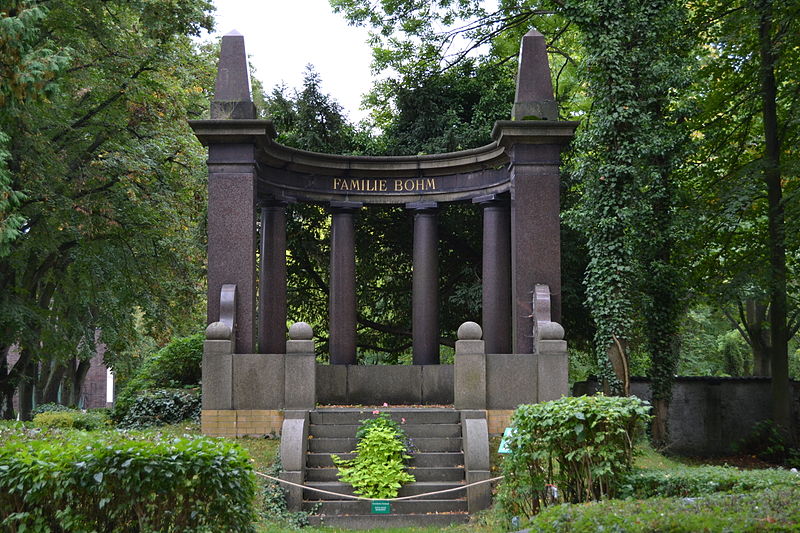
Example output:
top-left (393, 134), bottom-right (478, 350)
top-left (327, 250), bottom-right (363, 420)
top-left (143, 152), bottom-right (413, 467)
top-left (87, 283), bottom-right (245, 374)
top-left (308, 437), bottom-right (462, 454)
top-left (306, 466), bottom-right (464, 482)
top-left (307, 451), bottom-right (464, 468)
top-left (310, 408), bottom-right (460, 425)
top-left (308, 513), bottom-right (470, 529)
top-left (303, 481), bottom-right (466, 501)
top-left (310, 423), bottom-right (461, 439)
top-left (303, 498), bottom-right (467, 514)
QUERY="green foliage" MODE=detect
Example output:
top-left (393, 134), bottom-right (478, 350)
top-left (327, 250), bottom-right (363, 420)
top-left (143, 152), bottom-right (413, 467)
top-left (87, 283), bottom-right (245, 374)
top-left (733, 420), bottom-right (800, 467)
top-left (622, 464), bottom-right (800, 499)
top-left (0, 430), bottom-right (256, 532)
top-left (332, 412), bottom-right (415, 498)
top-left (499, 395), bottom-right (651, 518)
top-left (33, 410), bottom-right (108, 431)
top-left (30, 402), bottom-right (75, 415)
top-left (526, 487), bottom-right (800, 532)
top-left (259, 451), bottom-right (313, 528)
top-left (116, 388), bottom-right (200, 429)
top-left (113, 333), bottom-right (203, 420)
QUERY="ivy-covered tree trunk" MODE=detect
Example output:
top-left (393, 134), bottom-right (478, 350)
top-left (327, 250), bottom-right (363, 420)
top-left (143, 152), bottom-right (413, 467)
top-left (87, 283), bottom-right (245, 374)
top-left (756, 0), bottom-right (790, 438)
top-left (565, 0), bottom-right (689, 445)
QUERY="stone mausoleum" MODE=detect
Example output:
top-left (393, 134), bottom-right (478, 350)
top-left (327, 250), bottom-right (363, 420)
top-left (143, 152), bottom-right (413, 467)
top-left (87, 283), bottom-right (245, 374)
top-left (191, 28), bottom-right (576, 526)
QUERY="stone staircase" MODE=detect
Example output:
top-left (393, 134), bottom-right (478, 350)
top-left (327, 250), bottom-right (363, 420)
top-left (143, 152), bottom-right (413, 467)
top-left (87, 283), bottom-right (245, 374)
top-left (303, 408), bottom-right (472, 528)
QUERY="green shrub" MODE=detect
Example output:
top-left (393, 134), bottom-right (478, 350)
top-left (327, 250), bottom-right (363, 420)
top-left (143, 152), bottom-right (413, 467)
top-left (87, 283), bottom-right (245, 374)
top-left (622, 464), bottom-right (800, 498)
top-left (526, 487), bottom-right (800, 532)
top-left (0, 431), bottom-right (256, 532)
top-left (113, 333), bottom-right (203, 420)
top-left (33, 410), bottom-right (109, 431)
top-left (332, 412), bottom-right (415, 498)
top-left (116, 388), bottom-right (200, 429)
top-left (31, 403), bottom-right (76, 415)
top-left (260, 451), bottom-right (313, 528)
top-left (499, 395), bottom-right (651, 518)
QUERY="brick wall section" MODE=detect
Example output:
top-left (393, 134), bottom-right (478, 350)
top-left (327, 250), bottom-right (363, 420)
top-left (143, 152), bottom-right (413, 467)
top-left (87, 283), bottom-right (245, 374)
top-left (487, 409), bottom-right (515, 436)
top-left (201, 410), bottom-right (284, 437)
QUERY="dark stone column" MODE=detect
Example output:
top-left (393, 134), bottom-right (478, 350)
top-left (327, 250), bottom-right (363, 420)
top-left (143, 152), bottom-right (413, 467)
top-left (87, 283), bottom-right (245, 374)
top-left (408, 202), bottom-right (439, 365)
top-left (329, 202), bottom-right (361, 365)
top-left (206, 31), bottom-right (257, 353)
top-left (259, 201), bottom-right (287, 354)
top-left (474, 195), bottom-right (511, 354)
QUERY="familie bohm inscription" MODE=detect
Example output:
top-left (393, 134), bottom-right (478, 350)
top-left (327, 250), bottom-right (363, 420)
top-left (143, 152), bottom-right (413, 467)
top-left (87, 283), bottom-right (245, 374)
top-left (332, 178), bottom-right (438, 192)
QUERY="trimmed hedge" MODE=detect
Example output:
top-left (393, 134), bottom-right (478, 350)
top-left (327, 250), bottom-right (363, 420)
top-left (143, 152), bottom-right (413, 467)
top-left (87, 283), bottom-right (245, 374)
top-left (0, 431), bottom-right (256, 532)
top-left (33, 409), bottom-right (109, 431)
top-left (527, 487), bottom-right (800, 532)
top-left (622, 465), bottom-right (800, 498)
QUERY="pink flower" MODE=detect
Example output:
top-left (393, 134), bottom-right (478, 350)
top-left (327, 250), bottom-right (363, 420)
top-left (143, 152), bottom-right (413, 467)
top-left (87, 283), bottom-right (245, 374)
top-left (383, 402), bottom-right (388, 407)
top-left (372, 410), bottom-right (380, 415)
top-left (401, 418), bottom-right (406, 424)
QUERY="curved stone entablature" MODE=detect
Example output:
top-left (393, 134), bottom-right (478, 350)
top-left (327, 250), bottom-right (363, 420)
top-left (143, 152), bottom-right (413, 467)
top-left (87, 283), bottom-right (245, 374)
top-left (190, 118), bottom-right (576, 205)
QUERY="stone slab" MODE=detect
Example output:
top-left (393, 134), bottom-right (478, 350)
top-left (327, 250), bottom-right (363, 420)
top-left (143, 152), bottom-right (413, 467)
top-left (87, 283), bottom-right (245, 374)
top-left (421, 365), bottom-right (454, 404)
top-left (202, 349), bottom-right (232, 410)
top-left (347, 365), bottom-right (423, 405)
top-left (536, 352), bottom-right (568, 402)
top-left (233, 353), bottom-right (284, 409)
top-left (486, 354), bottom-right (537, 409)
top-left (284, 354), bottom-right (316, 409)
top-left (455, 353), bottom-right (486, 409)
top-left (316, 364), bottom-right (348, 404)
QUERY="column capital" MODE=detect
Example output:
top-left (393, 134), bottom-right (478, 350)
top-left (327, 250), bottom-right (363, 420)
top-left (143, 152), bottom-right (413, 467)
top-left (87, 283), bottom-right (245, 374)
top-left (260, 196), bottom-right (294, 208)
top-left (472, 194), bottom-right (510, 207)
top-left (406, 201), bottom-right (438, 212)
top-left (329, 200), bottom-right (363, 213)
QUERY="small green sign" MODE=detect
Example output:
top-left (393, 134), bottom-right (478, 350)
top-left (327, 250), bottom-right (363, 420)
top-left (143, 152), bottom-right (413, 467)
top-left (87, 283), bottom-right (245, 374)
top-left (371, 500), bottom-right (391, 514)
top-left (498, 427), bottom-right (515, 454)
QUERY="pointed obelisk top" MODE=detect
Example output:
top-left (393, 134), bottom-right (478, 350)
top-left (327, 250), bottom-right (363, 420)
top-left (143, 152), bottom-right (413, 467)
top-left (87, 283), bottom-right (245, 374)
top-left (211, 30), bottom-right (256, 119)
top-left (512, 28), bottom-right (557, 120)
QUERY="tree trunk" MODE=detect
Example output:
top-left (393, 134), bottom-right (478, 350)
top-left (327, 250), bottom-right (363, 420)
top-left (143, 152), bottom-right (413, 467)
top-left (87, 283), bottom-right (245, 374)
top-left (757, 0), bottom-right (790, 437)
top-left (651, 398), bottom-right (670, 446)
top-left (66, 358), bottom-right (91, 407)
top-left (18, 355), bottom-right (36, 421)
top-left (41, 360), bottom-right (66, 404)
top-left (746, 300), bottom-right (771, 376)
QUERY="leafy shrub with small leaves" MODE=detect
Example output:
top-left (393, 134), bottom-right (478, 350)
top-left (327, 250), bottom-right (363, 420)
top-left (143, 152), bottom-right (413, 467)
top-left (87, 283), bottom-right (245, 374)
top-left (526, 487), bottom-right (800, 532)
top-left (499, 395), bottom-right (651, 519)
top-left (734, 419), bottom-right (799, 467)
top-left (332, 412), bottom-right (415, 498)
top-left (112, 333), bottom-right (203, 421)
top-left (33, 410), bottom-right (108, 431)
top-left (0, 431), bottom-right (256, 532)
top-left (622, 464), bottom-right (800, 498)
top-left (31, 403), bottom-right (75, 416)
top-left (116, 388), bottom-right (200, 429)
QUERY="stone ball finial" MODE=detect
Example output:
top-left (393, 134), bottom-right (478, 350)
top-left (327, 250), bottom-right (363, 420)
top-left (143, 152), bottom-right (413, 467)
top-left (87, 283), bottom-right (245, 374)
top-left (288, 322), bottom-right (313, 340)
top-left (457, 321), bottom-right (482, 341)
top-left (206, 321), bottom-right (232, 340)
top-left (539, 321), bottom-right (565, 340)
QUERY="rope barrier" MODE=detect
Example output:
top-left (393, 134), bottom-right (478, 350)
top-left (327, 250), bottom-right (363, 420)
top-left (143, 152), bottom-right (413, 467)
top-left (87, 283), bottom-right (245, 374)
top-left (255, 471), bottom-right (504, 501)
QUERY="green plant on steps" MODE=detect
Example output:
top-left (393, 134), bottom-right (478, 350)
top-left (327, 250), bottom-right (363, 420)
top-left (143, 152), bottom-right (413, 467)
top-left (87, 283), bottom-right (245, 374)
top-left (332, 412), bottom-right (415, 499)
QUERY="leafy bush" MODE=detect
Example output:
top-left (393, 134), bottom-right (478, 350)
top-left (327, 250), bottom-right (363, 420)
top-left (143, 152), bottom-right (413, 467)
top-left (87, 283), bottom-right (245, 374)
top-left (332, 412), bottom-right (415, 498)
top-left (0, 432), bottom-right (256, 532)
top-left (734, 419), bottom-right (800, 467)
top-left (499, 395), bottom-right (651, 518)
top-left (116, 388), bottom-right (200, 429)
top-left (33, 410), bottom-right (109, 431)
top-left (113, 333), bottom-right (203, 420)
top-left (31, 403), bottom-right (75, 416)
top-left (526, 487), bottom-right (800, 532)
top-left (622, 464), bottom-right (800, 498)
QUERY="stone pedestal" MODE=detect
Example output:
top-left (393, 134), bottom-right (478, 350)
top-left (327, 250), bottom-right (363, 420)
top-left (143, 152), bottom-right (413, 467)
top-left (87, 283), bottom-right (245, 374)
top-left (454, 322), bottom-right (486, 409)
top-left (285, 322), bottom-right (316, 409)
